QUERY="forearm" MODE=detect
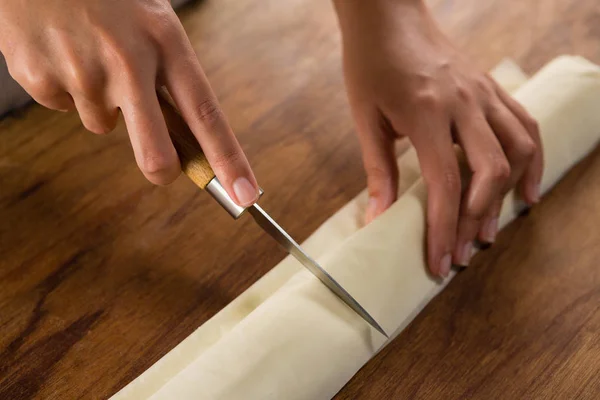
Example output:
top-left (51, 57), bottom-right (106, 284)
top-left (332, 0), bottom-right (428, 31)
top-left (331, 0), bottom-right (442, 52)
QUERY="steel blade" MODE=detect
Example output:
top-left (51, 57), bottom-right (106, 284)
top-left (248, 204), bottom-right (387, 337)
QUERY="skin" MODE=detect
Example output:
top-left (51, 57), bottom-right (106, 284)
top-left (0, 0), bottom-right (260, 207)
top-left (334, 0), bottom-right (543, 276)
top-left (0, 0), bottom-right (543, 277)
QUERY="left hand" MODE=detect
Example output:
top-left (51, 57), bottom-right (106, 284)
top-left (333, 0), bottom-right (543, 277)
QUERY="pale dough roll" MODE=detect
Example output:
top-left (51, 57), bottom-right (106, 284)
top-left (111, 57), bottom-right (527, 400)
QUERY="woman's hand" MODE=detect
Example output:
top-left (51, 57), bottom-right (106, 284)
top-left (333, 0), bottom-right (543, 276)
top-left (0, 0), bottom-right (259, 206)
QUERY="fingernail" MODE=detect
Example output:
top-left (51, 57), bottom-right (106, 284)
top-left (481, 218), bottom-right (498, 243)
top-left (232, 177), bottom-right (259, 206)
top-left (365, 197), bottom-right (380, 224)
top-left (457, 242), bottom-right (473, 266)
top-left (439, 253), bottom-right (452, 278)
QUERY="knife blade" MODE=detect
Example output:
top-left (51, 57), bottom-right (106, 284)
top-left (248, 203), bottom-right (388, 337)
top-left (158, 88), bottom-right (387, 337)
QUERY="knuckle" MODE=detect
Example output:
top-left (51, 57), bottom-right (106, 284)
top-left (150, 12), bottom-right (182, 46)
top-left (139, 152), bottom-right (179, 184)
top-left (365, 164), bottom-right (393, 182)
top-left (413, 89), bottom-right (442, 111)
top-left (210, 149), bottom-right (243, 170)
top-left (26, 73), bottom-right (59, 98)
top-left (489, 157), bottom-right (511, 183)
top-left (455, 84), bottom-right (474, 104)
top-left (193, 98), bottom-right (223, 129)
top-left (464, 203), bottom-right (487, 220)
top-left (66, 64), bottom-right (95, 96)
top-left (517, 136), bottom-right (537, 161)
top-left (486, 100), bottom-right (503, 118)
top-left (364, 164), bottom-right (396, 198)
top-left (7, 62), bottom-right (28, 84)
top-left (432, 169), bottom-right (462, 195)
top-left (475, 75), bottom-right (494, 95)
top-left (10, 58), bottom-right (59, 98)
top-left (6, 53), bottom-right (33, 80)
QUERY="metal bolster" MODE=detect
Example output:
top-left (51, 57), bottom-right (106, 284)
top-left (205, 177), bottom-right (263, 219)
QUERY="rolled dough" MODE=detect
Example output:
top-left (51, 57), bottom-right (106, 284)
top-left (112, 56), bottom-right (600, 400)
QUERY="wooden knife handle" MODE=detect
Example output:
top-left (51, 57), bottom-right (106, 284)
top-left (157, 88), bottom-right (215, 189)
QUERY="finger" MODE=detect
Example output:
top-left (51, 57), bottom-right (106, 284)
top-left (403, 115), bottom-right (460, 278)
top-left (480, 101), bottom-right (536, 243)
top-left (495, 84), bottom-right (543, 204)
top-left (355, 112), bottom-right (399, 224)
top-left (486, 100), bottom-right (536, 189)
top-left (160, 35), bottom-right (259, 206)
top-left (478, 199), bottom-right (502, 244)
top-left (121, 77), bottom-right (181, 185)
top-left (453, 108), bottom-right (510, 265)
top-left (72, 95), bottom-right (119, 134)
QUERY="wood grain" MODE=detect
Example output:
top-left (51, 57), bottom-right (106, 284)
top-left (0, 0), bottom-right (599, 399)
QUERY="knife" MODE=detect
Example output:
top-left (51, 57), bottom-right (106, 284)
top-left (158, 89), bottom-right (387, 338)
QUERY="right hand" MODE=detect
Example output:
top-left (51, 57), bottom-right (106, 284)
top-left (0, 0), bottom-right (260, 206)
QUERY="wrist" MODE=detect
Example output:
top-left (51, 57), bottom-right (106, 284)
top-left (332, 0), bottom-right (426, 18)
top-left (332, 0), bottom-right (429, 35)
top-left (332, 0), bottom-right (424, 7)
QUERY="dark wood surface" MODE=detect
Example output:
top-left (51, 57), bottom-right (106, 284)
top-left (0, 0), bottom-right (599, 399)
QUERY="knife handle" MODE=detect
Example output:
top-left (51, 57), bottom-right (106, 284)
top-left (157, 88), bottom-right (216, 189)
top-left (157, 88), bottom-right (261, 219)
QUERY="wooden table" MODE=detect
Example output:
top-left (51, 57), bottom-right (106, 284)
top-left (1, 0), bottom-right (599, 398)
